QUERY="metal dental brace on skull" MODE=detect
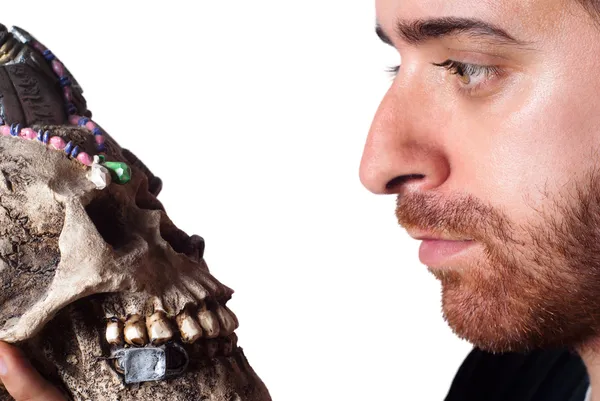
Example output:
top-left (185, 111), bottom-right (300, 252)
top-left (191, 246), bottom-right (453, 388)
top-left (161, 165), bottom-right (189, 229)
top-left (0, 24), bottom-right (269, 398)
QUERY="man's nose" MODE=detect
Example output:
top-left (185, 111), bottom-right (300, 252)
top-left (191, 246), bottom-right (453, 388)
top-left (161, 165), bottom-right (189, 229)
top-left (359, 83), bottom-right (450, 195)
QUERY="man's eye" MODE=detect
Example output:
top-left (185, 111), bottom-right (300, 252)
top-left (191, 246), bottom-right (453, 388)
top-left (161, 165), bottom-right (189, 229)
top-left (432, 60), bottom-right (501, 90)
top-left (384, 60), bottom-right (503, 95)
top-left (386, 65), bottom-right (400, 77)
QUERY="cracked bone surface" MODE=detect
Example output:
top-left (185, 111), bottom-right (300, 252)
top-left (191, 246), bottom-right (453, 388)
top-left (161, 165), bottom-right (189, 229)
top-left (0, 23), bottom-right (271, 401)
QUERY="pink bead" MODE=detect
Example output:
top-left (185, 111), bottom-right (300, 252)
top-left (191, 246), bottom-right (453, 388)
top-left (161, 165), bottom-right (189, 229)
top-left (0, 125), bottom-right (10, 136)
top-left (63, 87), bottom-right (72, 102)
top-left (33, 42), bottom-right (46, 52)
top-left (95, 135), bottom-right (105, 144)
top-left (77, 152), bottom-right (93, 166)
top-left (85, 121), bottom-right (97, 130)
top-left (49, 136), bottom-right (66, 150)
top-left (52, 60), bottom-right (65, 77)
top-left (68, 115), bottom-right (81, 126)
top-left (20, 128), bottom-right (36, 140)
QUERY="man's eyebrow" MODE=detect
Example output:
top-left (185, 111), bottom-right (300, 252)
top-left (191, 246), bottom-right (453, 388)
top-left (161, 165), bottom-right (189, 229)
top-left (376, 17), bottom-right (530, 47)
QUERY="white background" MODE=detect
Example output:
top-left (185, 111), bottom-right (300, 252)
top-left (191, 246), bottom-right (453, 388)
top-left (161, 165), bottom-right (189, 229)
top-left (3, 2), bottom-right (472, 400)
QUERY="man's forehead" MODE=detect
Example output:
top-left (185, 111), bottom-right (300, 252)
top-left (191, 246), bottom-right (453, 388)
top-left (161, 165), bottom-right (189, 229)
top-left (375, 0), bottom-right (571, 42)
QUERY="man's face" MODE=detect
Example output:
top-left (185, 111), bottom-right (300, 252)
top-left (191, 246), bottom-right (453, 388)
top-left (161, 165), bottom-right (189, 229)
top-left (360, 0), bottom-right (600, 352)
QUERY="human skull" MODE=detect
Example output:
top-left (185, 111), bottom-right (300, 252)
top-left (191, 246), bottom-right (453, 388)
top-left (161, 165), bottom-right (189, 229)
top-left (0, 24), bottom-right (271, 400)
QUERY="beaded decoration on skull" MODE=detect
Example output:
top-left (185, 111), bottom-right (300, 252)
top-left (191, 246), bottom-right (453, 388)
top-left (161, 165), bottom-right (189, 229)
top-left (0, 27), bottom-right (130, 189)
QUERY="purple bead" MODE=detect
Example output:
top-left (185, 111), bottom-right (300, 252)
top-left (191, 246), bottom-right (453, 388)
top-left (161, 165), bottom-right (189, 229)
top-left (59, 76), bottom-right (71, 87)
top-left (10, 124), bottom-right (20, 137)
top-left (43, 49), bottom-right (55, 61)
top-left (32, 41), bottom-right (47, 52)
top-left (51, 60), bottom-right (64, 76)
top-left (63, 87), bottom-right (72, 102)
top-left (70, 145), bottom-right (80, 158)
top-left (43, 131), bottom-right (50, 144)
top-left (64, 141), bottom-right (74, 154)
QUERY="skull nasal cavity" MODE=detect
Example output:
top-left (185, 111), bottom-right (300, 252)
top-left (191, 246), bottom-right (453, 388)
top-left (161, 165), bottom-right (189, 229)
top-left (159, 217), bottom-right (203, 260)
top-left (160, 221), bottom-right (190, 255)
top-left (86, 196), bottom-right (131, 249)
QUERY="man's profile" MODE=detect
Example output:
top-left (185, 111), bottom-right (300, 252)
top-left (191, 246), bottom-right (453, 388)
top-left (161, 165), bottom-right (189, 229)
top-left (360, 0), bottom-right (600, 400)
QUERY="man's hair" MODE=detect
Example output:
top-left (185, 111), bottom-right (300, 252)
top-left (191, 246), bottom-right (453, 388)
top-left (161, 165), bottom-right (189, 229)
top-left (578, 0), bottom-right (600, 19)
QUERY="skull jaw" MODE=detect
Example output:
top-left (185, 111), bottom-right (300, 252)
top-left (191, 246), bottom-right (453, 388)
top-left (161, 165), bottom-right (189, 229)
top-left (0, 297), bottom-right (271, 401)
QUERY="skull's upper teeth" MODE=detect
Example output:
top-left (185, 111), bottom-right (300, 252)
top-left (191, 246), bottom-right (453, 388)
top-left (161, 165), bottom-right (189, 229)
top-left (106, 319), bottom-right (123, 345)
top-left (198, 306), bottom-right (221, 339)
top-left (224, 305), bottom-right (239, 328)
top-left (146, 311), bottom-right (174, 345)
top-left (176, 310), bottom-right (203, 343)
top-left (214, 304), bottom-right (238, 336)
top-left (124, 314), bottom-right (148, 346)
top-left (104, 302), bottom-right (239, 349)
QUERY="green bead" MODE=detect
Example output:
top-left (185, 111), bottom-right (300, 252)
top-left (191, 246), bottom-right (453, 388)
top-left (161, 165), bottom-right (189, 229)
top-left (102, 161), bottom-right (131, 184)
top-left (98, 154), bottom-right (106, 163)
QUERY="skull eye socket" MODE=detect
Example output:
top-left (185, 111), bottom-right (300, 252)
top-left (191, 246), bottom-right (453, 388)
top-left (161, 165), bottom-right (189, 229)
top-left (85, 195), bottom-right (131, 249)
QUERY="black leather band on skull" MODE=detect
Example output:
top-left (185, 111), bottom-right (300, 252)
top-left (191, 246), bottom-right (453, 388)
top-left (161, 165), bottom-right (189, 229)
top-left (0, 24), bottom-right (162, 195)
top-left (0, 24), bottom-right (88, 126)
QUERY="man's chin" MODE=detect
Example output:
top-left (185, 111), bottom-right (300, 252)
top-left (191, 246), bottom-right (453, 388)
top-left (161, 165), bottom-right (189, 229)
top-left (440, 284), bottom-right (561, 354)
top-left (427, 250), bottom-right (600, 353)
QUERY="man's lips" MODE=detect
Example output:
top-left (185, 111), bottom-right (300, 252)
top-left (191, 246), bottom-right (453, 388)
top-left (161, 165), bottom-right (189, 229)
top-left (406, 230), bottom-right (476, 267)
top-left (418, 239), bottom-right (475, 267)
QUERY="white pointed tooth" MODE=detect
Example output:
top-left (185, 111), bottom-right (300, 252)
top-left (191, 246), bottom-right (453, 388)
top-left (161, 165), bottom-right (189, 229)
top-left (198, 308), bottom-right (220, 339)
top-left (124, 314), bottom-right (148, 346)
top-left (176, 311), bottom-right (203, 343)
top-left (146, 311), bottom-right (174, 345)
top-left (215, 304), bottom-right (238, 336)
top-left (105, 319), bottom-right (123, 345)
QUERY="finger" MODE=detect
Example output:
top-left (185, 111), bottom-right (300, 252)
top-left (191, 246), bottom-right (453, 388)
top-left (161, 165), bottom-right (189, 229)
top-left (0, 341), bottom-right (65, 401)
